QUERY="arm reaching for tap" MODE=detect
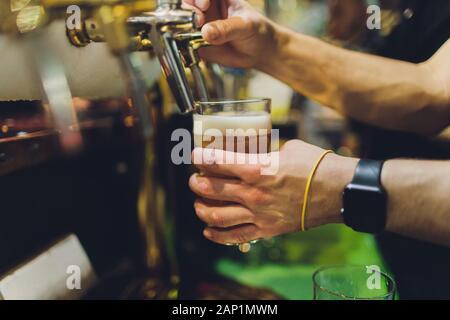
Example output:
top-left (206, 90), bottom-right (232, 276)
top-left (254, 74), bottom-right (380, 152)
top-left (184, 0), bottom-right (450, 135)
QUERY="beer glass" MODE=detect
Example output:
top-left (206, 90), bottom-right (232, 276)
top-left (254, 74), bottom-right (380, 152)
top-left (313, 265), bottom-right (396, 300)
top-left (193, 98), bottom-right (272, 253)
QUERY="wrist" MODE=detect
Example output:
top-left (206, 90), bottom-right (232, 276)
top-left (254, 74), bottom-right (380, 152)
top-left (380, 160), bottom-right (397, 233)
top-left (306, 153), bottom-right (359, 229)
top-left (255, 20), bottom-right (290, 72)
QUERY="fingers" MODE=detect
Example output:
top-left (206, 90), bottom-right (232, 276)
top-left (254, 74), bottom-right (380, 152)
top-left (181, 2), bottom-right (205, 26)
top-left (195, 199), bottom-right (254, 228)
top-left (192, 148), bottom-right (262, 183)
top-left (189, 173), bottom-right (248, 203)
top-left (203, 224), bottom-right (260, 245)
top-left (182, 0), bottom-right (212, 26)
top-left (182, 0), bottom-right (211, 11)
top-left (202, 16), bottom-right (255, 45)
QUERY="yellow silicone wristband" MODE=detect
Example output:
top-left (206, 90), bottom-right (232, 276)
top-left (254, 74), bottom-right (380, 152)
top-left (300, 150), bottom-right (334, 232)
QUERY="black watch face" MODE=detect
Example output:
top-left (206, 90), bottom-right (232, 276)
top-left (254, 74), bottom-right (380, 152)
top-left (342, 184), bottom-right (387, 233)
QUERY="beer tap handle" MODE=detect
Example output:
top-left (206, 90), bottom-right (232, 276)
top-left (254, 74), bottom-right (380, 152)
top-left (125, 0), bottom-right (198, 113)
top-left (175, 31), bottom-right (210, 102)
top-left (190, 63), bottom-right (209, 102)
top-left (208, 63), bottom-right (226, 99)
top-left (84, 0), bottom-right (210, 112)
top-left (148, 25), bottom-right (196, 113)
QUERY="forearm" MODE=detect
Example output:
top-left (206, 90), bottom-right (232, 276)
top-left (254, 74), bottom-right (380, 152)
top-left (382, 159), bottom-right (450, 246)
top-left (315, 157), bottom-right (450, 246)
top-left (259, 25), bottom-right (450, 134)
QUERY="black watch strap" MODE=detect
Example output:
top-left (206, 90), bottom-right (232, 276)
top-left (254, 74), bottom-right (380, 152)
top-left (342, 159), bottom-right (387, 234)
top-left (352, 159), bottom-right (384, 187)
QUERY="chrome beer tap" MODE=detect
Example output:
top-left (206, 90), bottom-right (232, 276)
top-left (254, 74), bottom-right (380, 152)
top-left (175, 31), bottom-right (210, 102)
top-left (127, 0), bottom-right (211, 112)
top-left (50, 0), bottom-right (213, 112)
top-left (42, 1), bottom-right (180, 295)
top-left (41, 0), bottom-right (225, 287)
top-left (208, 62), bottom-right (226, 99)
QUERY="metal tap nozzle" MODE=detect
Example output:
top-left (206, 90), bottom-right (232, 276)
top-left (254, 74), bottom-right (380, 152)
top-left (175, 31), bottom-right (210, 102)
top-left (127, 0), bottom-right (199, 113)
top-left (49, 0), bottom-right (212, 113)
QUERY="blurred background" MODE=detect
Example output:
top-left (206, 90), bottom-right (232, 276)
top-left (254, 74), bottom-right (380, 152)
top-left (1, 0), bottom-right (447, 300)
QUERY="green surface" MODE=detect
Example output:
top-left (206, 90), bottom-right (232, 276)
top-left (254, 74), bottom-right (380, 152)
top-left (215, 224), bottom-right (387, 300)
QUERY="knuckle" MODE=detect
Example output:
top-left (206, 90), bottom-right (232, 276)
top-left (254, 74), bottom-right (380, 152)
top-left (214, 22), bottom-right (226, 38)
top-left (235, 231), bottom-right (249, 244)
top-left (210, 211), bottom-right (226, 227)
top-left (256, 216), bottom-right (273, 230)
top-left (241, 166), bottom-right (262, 183)
top-left (233, 225), bottom-right (258, 243)
top-left (244, 189), bottom-right (259, 206)
top-left (244, 188), bottom-right (269, 206)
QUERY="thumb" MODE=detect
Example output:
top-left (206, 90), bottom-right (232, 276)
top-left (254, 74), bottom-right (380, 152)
top-left (202, 16), bottom-right (254, 45)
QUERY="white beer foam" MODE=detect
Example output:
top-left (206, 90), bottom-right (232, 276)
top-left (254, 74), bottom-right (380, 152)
top-left (193, 112), bottom-right (272, 148)
top-left (193, 112), bottom-right (271, 135)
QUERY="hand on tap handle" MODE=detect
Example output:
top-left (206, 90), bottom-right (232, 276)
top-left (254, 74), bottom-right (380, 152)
top-left (183, 0), bottom-right (279, 70)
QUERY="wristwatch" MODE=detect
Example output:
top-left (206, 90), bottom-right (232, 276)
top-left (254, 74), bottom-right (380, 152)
top-left (342, 159), bottom-right (387, 234)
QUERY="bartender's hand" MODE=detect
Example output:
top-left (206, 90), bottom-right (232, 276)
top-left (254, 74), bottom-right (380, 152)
top-left (189, 140), bottom-right (357, 244)
top-left (186, 2), bottom-right (450, 135)
top-left (182, 0), bottom-right (279, 69)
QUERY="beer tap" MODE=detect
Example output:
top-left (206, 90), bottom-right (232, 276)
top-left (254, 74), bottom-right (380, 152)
top-left (127, 0), bottom-right (211, 112)
top-left (175, 31), bottom-right (210, 102)
top-left (1, 2), bottom-right (83, 153)
top-left (48, 0), bottom-right (213, 111)
top-left (42, 0), bottom-right (156, 139)
top-left (42, 1), bottom-right (180, 295)
top-left (208, 62), bottom-right (226, 99)
top-left (41, 0), bottom-right (226, 287)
